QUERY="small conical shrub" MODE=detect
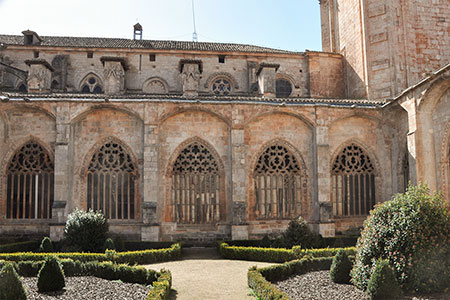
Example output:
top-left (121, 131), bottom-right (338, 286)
top-left (367, 259), bottom-right (402, 300)
top-left (0, 263), bottom-right (27, 300)
top-left (103, 238), bottom-right (115, 251)
top-left (37, 256), bottom-right (65, 292)
top-left (330, 249), bottom-right (352, 284)
top-left (39, 237), bottom-right (54, 252)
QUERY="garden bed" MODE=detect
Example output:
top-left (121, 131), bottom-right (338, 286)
top-left (22, 276), bottom-right (149, 300)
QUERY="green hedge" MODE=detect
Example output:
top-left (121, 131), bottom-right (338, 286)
top-left (146, 269), bottom-right (172, 300)
top-left (248, 257), bottom-right (334, 300)
top-left (218, 242), bottom-right (355, 263)
top-left (0, 243), bottom-right (181, 265)
top-left (0, 241), bottom-right (39, 253)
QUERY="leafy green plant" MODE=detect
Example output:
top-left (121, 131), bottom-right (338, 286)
top-left (39, 237), bottom-right (53, 252)
top-left (281, 216), bottom-right (322, 248)
top-left (351, 184), bottom-right (450, 292)
top-left (330, 249), bottom-right (352, 284)
top-left (37, 256), bottom-right (65, 292)
top-left (64, 208), bottom-right (108, 252)
top-left (0, 263), bottom-right (27, 300)
top-left (103, 238), bottom-right (115, 251)
top-left (367, 259), bottom-right (402, 299)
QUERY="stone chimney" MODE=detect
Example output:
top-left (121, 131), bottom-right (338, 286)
top-left (179, 59), bottom-right (202, 97)
top-left (100, 57), bottom-right (126, 94)
top-left (25, 59), bottom-right (54, 93)
top-left (22, 30), bottom-right (42, 45)
top-left (257, 63), bottom-right (279, 98)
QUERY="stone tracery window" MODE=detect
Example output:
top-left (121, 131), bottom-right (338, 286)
top-left (331, 143), bottom-right (375, 216)
top-left (171, 142), bottom-right (222, 224)
top-left (6, 142), bottom-right (54, 219)
top-left (253, 145), bottom-right (303, 220)
top-left (211, 78), bottom-right (231, 95)
top-left (87, 141), bottom-right (136, 219)
top-left (80, 74), bottom-right (103, 93)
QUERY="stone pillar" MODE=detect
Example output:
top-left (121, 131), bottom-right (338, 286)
top-left (50, 104), bottom-right (70, 241)
top-left (141, 123), bottom-right (160, 241)
top-left (101, 57), bottom-right (126, 95)
top-left (25, 59), bottom-right (54, 93)
top-left (231, 107), bottom-right (249, 240)
top-left (257, 63), bottom-right (279, 98)
top-left (316, 123), bottom-right (335, 237)
top-left (180, 60), bottom-right (201, 97)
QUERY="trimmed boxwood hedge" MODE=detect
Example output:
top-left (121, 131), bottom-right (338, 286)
top-left (0, 241), bottom-right (40, 253)
top-left (146, 269), bottom-right (172, 300)
top-left (0, 243), bottom-right (181, 265)
top-left (218, 242), bottom-right (355, 263)
top-left (248, 257), bottom-right (334, 300)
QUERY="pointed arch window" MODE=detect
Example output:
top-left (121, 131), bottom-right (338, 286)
top-left (6, 142), bottom-right (54, 219)
top-left (253, 144), bottom-right (303, 220)
top-left (87, 141), bottom-right (137, 219)
top-left (171, 142), bottom-right (222, 224)
top-left (80, 74), bottom-right (103, 93)
top-left (331, 143), bottom-right (375, 216)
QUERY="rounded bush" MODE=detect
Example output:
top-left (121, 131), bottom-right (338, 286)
top-left (0, 263), bottom-right (27, 300)
top-left (64, 208), bottom-right (108, 252)
top-left (282, 216), bottom-right (322, 248)
top-left (37, 256), bottom-right (65, 292)
top-left (351, 184), bottom-right (450, 292)
top-left (103, 238), bottom-right (115, 251)
top-left (367, 259), bottom-right (402, 299)
top-left (39, 236), bottom-right (54, 252)
top-left (330, 249), bottom-right (352, 284)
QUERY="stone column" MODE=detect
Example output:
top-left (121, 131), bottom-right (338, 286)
top-left (141, 123), bottom-right (160, 241)
top-left (231, 108), bottom-right (249, 240)
top-left (316, 123), bottom-right (335, 237)
top-left (50, 104), bottom-right (70, 241)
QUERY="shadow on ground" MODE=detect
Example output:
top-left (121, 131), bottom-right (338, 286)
top-left (179, 247), bottom-right (221, 260)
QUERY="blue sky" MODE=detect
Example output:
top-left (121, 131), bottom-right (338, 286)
top-left (0, 0), bottom-right (322, 52)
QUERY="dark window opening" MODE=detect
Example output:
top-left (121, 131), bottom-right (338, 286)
top-left (33, 51), bottom-right (39, 58)
top-left (149, 54), bottom-right (156, 62)
top-left (88, 77), bottom-right (96, 85)
top-left (87, 51), bottom-right (93, 58)
top-left (218, 55), bottom-right (225, 63)
top-left (81, 85), bottom-right (90, 93)
top-left (51, 80), bottom-right (59, 90)
top-left (93, 85), bottom-right (103, 93)
top-left (275, 79), bottom-right (292, 98)
top-left (18, 84), bottom-right (27, 93)
top-left (24, 35), bottom-right (33, 45)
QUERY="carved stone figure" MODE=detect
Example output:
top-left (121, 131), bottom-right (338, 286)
top-left (181, 63), bottom-right (200, 97)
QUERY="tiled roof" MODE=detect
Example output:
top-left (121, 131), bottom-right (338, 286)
top-left (1, 92), bottom-right (388, 108)
top-left (0, 34), bottom-right (302, 55)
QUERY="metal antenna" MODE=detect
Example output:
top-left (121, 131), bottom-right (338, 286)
top-left (191, 0), bottom-right (198, 42)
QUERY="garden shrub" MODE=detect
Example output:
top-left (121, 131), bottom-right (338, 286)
top-left (330, 249), bottom-right (352, 284)
top-left (103, 238), bottom-right (115, 251)
top-left (39, 237), bottom-right (53, 252)
top-left (146, 269), bottom-right (172, 300)
top-left (0, 263), bottom-right (26, 300)
top-left (366, 259), bottom-right (402, 299)
top-left (0, 241), bottom-right (40, 253)
top-left (37, 256), bottom-right (65, 292)
top-left (64, 208), bottom-right (108, 252)
top-left (281, 216), bottom-right (322, 248)
top-left (351, 184), bottom-right (450, 293)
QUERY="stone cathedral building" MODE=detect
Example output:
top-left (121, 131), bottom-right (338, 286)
top-left (0, 1), bottom-right (448, 242)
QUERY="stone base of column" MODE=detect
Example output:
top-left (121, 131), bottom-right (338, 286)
top-left (319, 222), bottom-right (335, 237)
top-left (231, 225), bottom-right (249, 240)
top-left (49, 224), bottom-right (65, 241)
top-left (141, 225), bottom-right (160, 241)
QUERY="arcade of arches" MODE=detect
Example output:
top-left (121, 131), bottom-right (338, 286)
top-left (0, 69), bottom-right (449, 242)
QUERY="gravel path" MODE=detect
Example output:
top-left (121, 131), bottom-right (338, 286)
top-left (145, 247), bottom-right (276, 300)
top-left (22, 276), bottom-right (149, 300)
top-left (275, 270), bottom-right (450, 300)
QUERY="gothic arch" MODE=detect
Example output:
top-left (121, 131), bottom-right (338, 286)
top-left (5, 105), bottom-right (56, 122)
top-left (244, 110), bottom-right (315, 130)
top-left (70, 104), bottom-right (144, 125)
top-left (330, 140), bottom-right (381, 217)
top-left (204, 72), bottom-right (239, 90)
top-left (330, 112), bottom-right (382, 128)
top-left (248, 139), bottom-right (308, 220)
top-left (440, 120), bottom-right (450, 202)
top-left (164, 137), bottom-right (226, 224)
top-left (417, 74), bottom-right (450, 113)
top-left (80, 136), bottom-right (140, 220)
top-left (142, 77), bottom-right (169, 94)
top-left (79, 72), bottom-right (104, 93)
top-left (2, 138), bottom-right (54, 219)
top-left (159, 107), bottom-right (231, 127)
